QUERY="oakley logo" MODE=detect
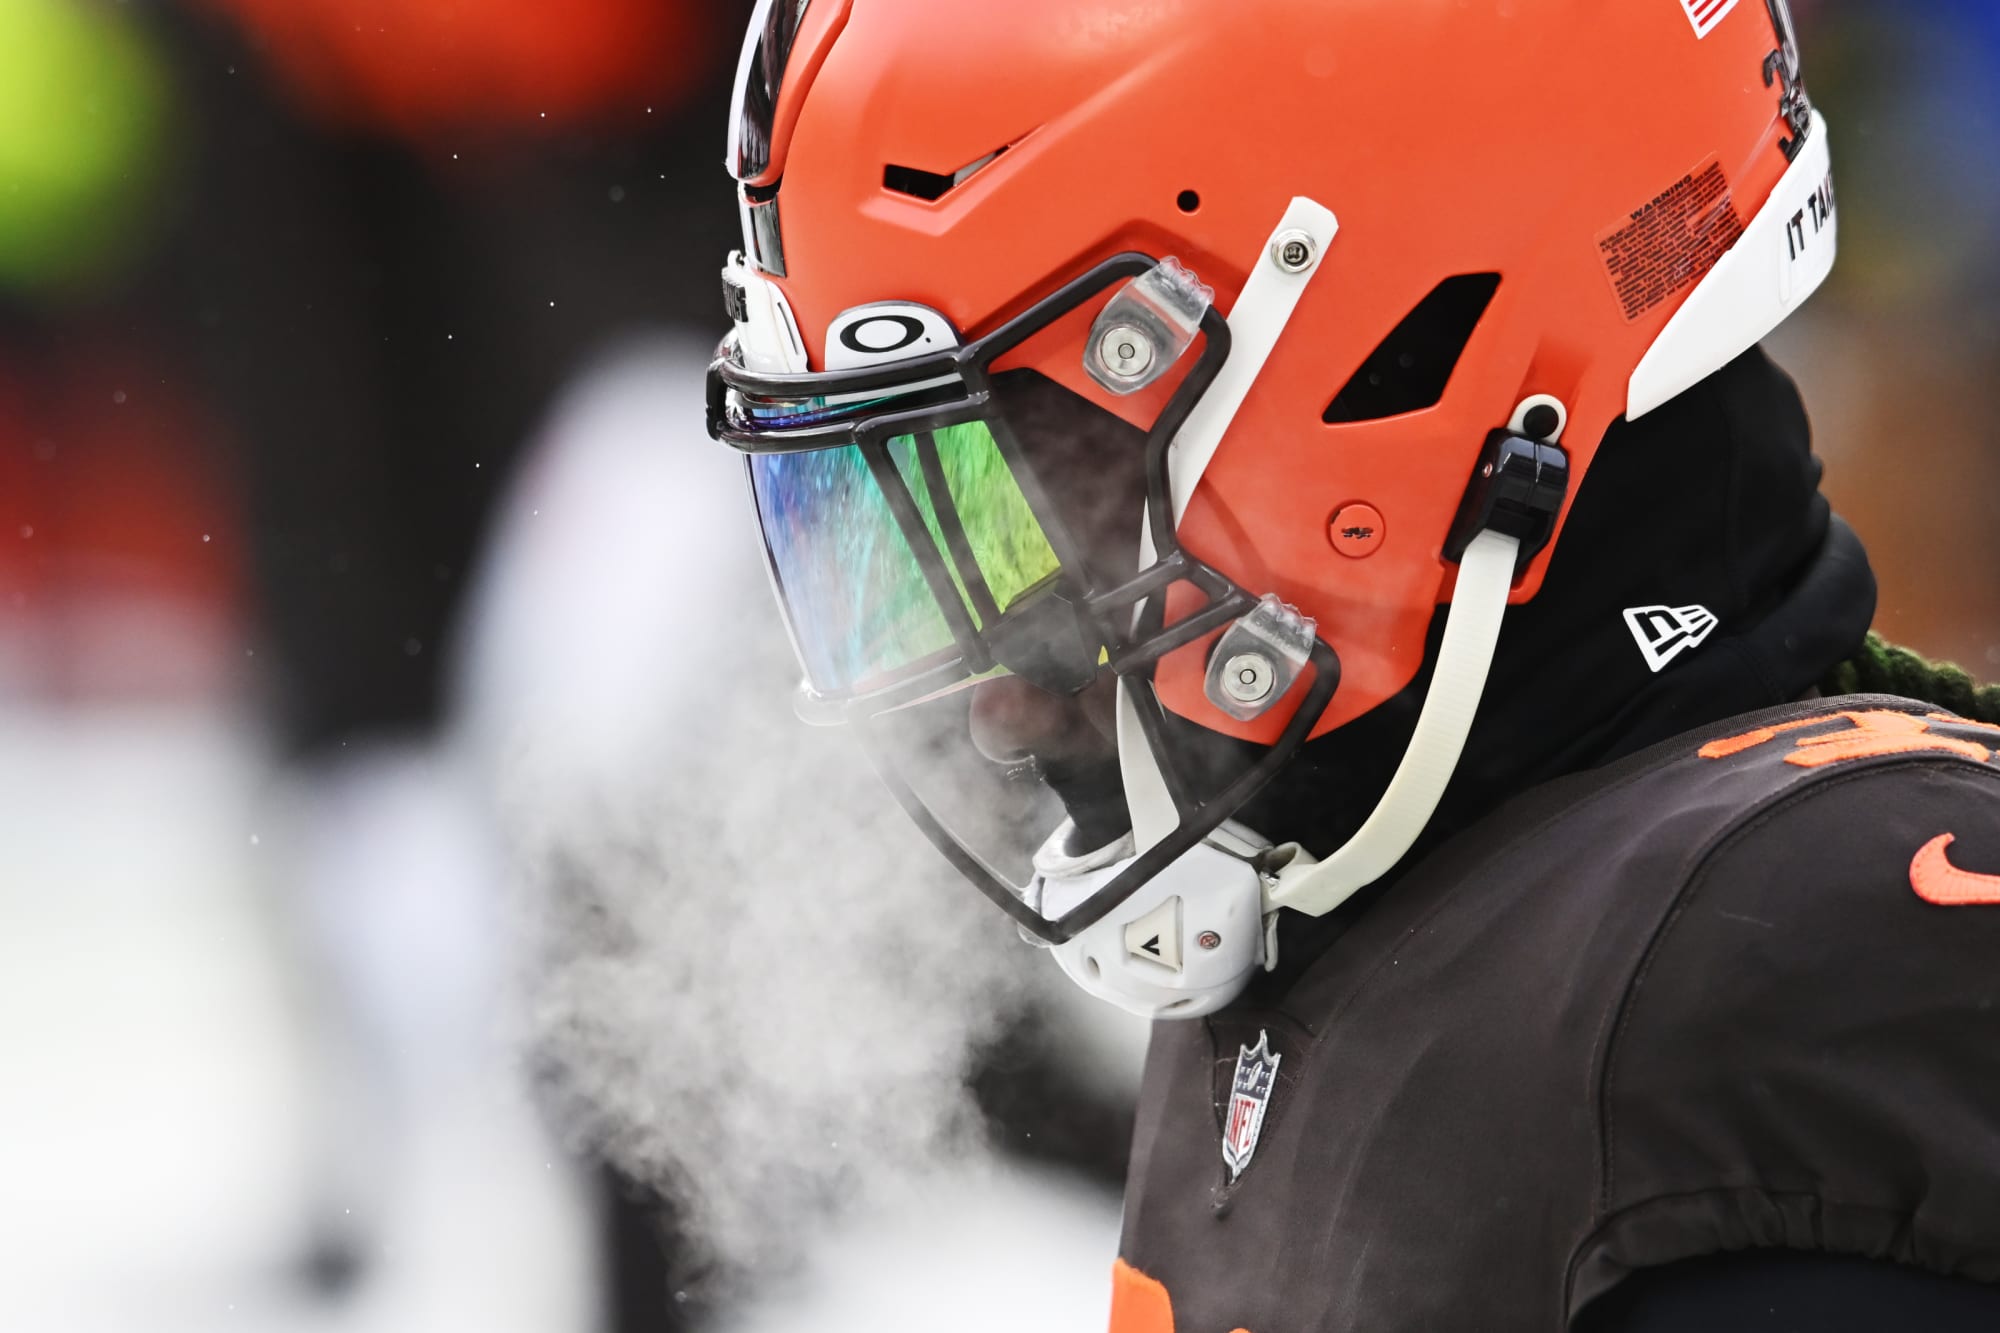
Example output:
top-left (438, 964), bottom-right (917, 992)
top-left (1624, 603), bottom-right (1719, 673)
top-left (823, 302), bottom-right (958, 371)
top-left (837, 314), bottom-right (927, 356)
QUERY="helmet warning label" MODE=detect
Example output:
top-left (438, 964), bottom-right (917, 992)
top-left (1596, 159), bottom-right (1746, 321)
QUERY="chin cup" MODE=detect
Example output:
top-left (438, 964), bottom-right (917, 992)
top-left (1026, 820), bottom-right (1270, 1020)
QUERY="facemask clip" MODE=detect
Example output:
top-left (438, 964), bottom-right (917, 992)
top-left (1204, 594), bottom-right (1317, 722)
top-left (1083, 258), bottom-right (1213, 396)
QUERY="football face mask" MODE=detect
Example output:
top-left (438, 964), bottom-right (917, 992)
top-left (709, 249), bottom-right (1342, 959)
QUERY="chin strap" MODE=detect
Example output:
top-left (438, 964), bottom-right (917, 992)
top-left (1117, 675), bottom-right (1182, 854)
top-left (1264, 528), bottom-right (1519, 917)
top-left (1119, 197), bottom-right (1344, 859)
top-left (1108, 196), bottom-right (1533, 924)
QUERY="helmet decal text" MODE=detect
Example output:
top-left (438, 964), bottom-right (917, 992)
top-left (1596, 160), bottom-right (1745, 322)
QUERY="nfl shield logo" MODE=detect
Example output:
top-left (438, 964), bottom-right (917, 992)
top-left (1222, 1031), bottom-right (1281, 1180)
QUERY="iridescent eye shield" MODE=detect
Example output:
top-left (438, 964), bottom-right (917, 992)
top-left (707, 253), bottom-right (1342, 944)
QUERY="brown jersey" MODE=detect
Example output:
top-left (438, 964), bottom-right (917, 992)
top-left (1113, 696), bottom-right (2000, 1332)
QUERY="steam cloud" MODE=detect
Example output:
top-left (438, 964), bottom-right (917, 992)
top-left (482, 343), bottom-right (1056, 1297)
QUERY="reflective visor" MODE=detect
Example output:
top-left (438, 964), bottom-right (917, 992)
top-left (710, 250), bottom-right (1350, 946)
top-left (750, 423), bottom-right (1064, 697)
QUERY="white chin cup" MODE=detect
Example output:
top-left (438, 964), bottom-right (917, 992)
top-left (1029, 822), bottom-right (1268, 1021)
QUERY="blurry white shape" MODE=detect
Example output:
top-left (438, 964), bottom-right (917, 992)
top-left (455, 333), bottom-right (767, 796)
top-left (0, 706), bottom-right (311, 1328)
top-left (713, 1166), bottom-right (1121, 1333)
top-left (0, 702), bottom-right (599, 1333)
top-left (287, 744), bottom-right (505, 1083)
top-left (465, 333), bottom-right (1145, 1311)
top-left (300, 1063), bottom-right (600, 1333)
top-left (280, 741), bottom-right (600, 1333)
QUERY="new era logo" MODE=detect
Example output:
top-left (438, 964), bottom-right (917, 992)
top-left (1624, 604), bottom-right (1719, 673)
top-left (1680, 0), bottom-right (1741, 39)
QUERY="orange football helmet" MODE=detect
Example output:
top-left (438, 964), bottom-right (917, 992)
top-left (708, 0), bottom-right (1834, 1016)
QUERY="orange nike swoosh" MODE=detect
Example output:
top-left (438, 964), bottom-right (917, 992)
top-left (1909, 833), bottom-right (2000, 906)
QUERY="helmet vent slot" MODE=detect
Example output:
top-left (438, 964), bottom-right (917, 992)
top-left (884, 147), bottom-right (1007, 202)
top-left (1322, 273), bottom-right (1501, 424)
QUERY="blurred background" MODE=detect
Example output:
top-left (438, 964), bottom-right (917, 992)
top-left (1, 1), bottom-right (1995, 1330)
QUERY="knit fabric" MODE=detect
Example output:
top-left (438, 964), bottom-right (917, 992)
top-left (1824, 633), bottom-right (2000, 725)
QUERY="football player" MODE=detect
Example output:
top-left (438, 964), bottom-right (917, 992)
top-left (704, 1), bottom-right (2000, 1327)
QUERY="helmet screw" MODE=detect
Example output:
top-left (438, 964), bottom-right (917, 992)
top-left (1221, 652), bottom-right (1276, 705)
top-left (1096, 325), bottom-right (1156, 380)
top-left (1197, 931), bottom-right (1223, 951)
top-left (1271, 229), bottom-right (1318, 274)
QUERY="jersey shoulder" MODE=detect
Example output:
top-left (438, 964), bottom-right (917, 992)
top-left (1577, 696), bottom-right (2000, 1306)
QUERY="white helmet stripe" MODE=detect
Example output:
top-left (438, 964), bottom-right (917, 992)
top-left (1627, 112), bottom-right (1836, 419)
top-left (1265, 528), bottom-right (1520, 918)
top-left (1168, 196), bottom-right (1341, 527)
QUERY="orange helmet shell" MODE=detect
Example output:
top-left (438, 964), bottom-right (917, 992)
top-left (754, 0), bottom-right (1802, 738)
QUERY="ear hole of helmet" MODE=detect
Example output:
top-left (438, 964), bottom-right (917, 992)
top-left (1322, 273), bottom-right (1501, 424)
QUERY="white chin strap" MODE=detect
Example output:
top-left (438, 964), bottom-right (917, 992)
top-left (1047, 530), bottom-right (1515, 1021)
top-left (1121, 193), bottom-right (1344, 859)
top-left (1044, 119), bottom-right (1843, 1012)
top-left (1263, 528), bottom-right (1517, 916)
top-left (1114, 527), bottom-right (1519, 922)
top-left (1037, 194), bottom-right (1522, 1019)
top-left (1052, 537), bottom-right (1514, 1021)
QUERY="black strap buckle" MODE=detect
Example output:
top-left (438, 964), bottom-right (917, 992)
top-left (1443, 430), bottom-right (1570, 574)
